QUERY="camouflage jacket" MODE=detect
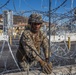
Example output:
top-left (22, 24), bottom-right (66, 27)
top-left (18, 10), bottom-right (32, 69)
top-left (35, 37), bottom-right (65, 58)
top-left (16, 29), bottom-right (49, 62)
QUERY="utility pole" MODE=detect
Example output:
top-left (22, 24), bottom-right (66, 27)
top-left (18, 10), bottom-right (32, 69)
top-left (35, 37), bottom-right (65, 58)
top-left (48, 0), bottom-right (52, 62)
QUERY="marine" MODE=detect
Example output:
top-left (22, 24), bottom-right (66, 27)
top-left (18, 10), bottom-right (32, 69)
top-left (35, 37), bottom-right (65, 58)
top-left (16, 13), bottom-right (52, 74)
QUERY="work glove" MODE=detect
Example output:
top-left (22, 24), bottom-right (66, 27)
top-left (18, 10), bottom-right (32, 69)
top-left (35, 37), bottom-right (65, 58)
top-left (40, 60), bottom-right (52, 74)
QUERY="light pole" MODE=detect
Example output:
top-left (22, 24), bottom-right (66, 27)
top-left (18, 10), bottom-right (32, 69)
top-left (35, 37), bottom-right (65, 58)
top-left (48, 0), bottom-right (52, 62)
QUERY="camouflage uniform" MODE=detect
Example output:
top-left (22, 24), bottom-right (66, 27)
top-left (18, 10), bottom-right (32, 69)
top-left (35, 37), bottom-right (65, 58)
top-left (16, 28), bottom-right (49, 70)
top-left (16, 13), bottom-right (51, 71)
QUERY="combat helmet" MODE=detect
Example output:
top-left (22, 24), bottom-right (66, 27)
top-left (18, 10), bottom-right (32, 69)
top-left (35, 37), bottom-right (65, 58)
top-left (28, 13), bottom-right (43, 24)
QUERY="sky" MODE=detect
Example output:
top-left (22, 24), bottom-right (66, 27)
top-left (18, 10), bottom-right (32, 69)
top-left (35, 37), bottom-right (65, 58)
top-left (0, 0), bottom-right (76, 17)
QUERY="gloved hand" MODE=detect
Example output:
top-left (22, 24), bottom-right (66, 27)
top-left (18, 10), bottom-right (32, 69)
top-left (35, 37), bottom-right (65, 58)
top-left (39, 60), bottom-right (52, 74)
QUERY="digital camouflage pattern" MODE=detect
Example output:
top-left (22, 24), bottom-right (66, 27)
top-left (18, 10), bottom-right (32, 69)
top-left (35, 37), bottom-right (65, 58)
top-left (28, 13), bottom-right (43, 24)
top-left (16, 29), bottom-right (49, 65)
top-left (16, 13), bottom-right (52, 74)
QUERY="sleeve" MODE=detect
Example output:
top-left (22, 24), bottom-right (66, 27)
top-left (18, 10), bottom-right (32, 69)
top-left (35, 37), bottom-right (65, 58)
top-left (20, 31), bottom-right (43, 62)
top-left (41, 33), bottom-right (49, 59)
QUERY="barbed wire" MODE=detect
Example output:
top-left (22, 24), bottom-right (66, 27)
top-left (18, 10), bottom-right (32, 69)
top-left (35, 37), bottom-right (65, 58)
top-left (0, 0), bottom-right (10, 9)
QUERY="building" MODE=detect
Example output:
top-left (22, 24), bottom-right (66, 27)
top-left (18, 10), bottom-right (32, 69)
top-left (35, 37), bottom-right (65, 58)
top-left (0, 14), bottom-right (28, 35)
